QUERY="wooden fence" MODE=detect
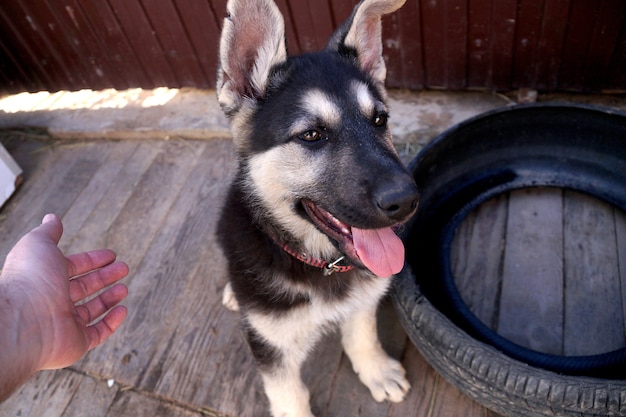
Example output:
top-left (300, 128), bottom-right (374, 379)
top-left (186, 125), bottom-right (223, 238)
top-left (0, 0), bottom-right (624, 94)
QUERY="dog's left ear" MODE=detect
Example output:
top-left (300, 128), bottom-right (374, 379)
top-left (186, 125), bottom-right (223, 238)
top-left (327, 0), bottom-right (406, 85)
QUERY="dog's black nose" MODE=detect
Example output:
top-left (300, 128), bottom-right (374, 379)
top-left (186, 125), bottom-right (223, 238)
top-left (375, 179), bottom-right (419, 222)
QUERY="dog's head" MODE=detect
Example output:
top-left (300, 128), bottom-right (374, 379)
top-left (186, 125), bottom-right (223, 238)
top-left (217, 0), bottom-right (419, 277)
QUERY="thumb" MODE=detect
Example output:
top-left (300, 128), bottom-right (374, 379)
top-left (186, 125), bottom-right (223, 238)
top-left (2, 214), bottom-right (65, 276)
top-left (42, 213), bottom-right (58, 224)
top-left (33, 213), bottom-right (64, 245)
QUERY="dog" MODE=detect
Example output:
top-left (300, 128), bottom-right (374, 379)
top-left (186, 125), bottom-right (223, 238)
top-left (216, 0), bottom-right (419, 415)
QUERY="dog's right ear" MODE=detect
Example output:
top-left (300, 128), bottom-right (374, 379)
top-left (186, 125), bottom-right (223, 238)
top-left (326, 0), bottom-right (406, 87)
top-left (217, 0), bottom-right (287, 116)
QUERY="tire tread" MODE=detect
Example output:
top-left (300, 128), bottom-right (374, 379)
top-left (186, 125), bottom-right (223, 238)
top-left (392, 269), bottom-right (626, 417)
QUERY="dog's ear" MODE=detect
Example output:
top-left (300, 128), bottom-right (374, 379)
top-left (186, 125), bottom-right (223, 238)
top-left (327, 0), bottom-right (406, 85)
top-left (217, 0), bottom-right (287, 115)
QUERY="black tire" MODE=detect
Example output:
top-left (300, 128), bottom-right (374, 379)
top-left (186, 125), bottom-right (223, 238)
top-left (392, 104), bottom-right (626, 417)
top-left (392, 268), bottom-right (626, 417)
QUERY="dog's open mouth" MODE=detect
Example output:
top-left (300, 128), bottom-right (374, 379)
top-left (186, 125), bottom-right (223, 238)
top-left (301, 199), bottom-right (405, 277)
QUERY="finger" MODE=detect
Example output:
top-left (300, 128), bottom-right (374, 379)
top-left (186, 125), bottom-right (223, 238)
top-left (69, 261), bottom-right (129, 302)
top-left (66, 249), bottom-right (118, 278)
top-left (86, 305), bottom-right (128, 351)
top-left (75, 283), bottom-right (128, 324)
top-left (28, 213), bottom-right (63, 244)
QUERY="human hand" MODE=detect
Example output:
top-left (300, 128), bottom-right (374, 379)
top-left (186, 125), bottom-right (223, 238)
top-left (0, 214), bottom-right (129, 399)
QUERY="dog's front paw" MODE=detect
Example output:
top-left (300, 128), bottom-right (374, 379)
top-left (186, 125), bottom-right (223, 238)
top-left (263, 373), bottom-right (315, 417)
top-left (222, 282), bottom-right (240, 311)
top-left (354, 354), bottom-right (410, 403)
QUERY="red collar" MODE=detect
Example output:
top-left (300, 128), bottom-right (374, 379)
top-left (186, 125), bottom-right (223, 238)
top-left (268, 229), bottom-right (354, 275)
top-left (278, 241), bottom-right (354, 275)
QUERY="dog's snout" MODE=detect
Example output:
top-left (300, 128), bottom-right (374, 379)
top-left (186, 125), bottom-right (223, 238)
top-left (376, 179), bottom-right (419, 222)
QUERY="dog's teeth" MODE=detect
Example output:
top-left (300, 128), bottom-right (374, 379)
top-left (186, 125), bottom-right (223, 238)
top-left (328, 215), bottom-right (351, 237)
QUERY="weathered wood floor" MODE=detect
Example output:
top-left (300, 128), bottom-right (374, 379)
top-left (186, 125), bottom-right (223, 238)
top-left (0, 136), bottom-right (503, 417)
top-left (452, 189), bottom-right (626, 356)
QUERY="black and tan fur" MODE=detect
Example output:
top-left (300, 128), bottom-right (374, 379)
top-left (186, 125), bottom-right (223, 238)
top-left (216, 1), bottom-right (419, 416)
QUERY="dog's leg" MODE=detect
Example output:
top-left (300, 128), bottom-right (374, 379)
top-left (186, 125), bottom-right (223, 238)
top-left (260, 364), bottom-right (314, 417)
top-left (221, 282), bottom-right (240, 312)
top-left (341, 306), bottom-right (410, 403)
top-left (245, 316), bottom-right (316, 417)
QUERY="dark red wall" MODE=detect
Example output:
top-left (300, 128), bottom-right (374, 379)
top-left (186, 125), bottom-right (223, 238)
top-left (0, 0), bottom-right (624, 94)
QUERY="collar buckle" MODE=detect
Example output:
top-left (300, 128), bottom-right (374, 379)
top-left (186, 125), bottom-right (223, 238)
top-left (323, 256), bottom-right (346, 276)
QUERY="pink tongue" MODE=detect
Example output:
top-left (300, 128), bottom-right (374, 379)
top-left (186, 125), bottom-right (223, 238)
top-left (352, 227), bottom-right (405, 277)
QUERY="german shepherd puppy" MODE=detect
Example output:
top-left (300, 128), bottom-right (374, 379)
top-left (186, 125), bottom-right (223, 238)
top-left (216, 0), bottom-right (419, 415)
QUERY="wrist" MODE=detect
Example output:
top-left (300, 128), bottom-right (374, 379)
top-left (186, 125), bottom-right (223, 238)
top-left (0, 274), bottom-right (46, 381)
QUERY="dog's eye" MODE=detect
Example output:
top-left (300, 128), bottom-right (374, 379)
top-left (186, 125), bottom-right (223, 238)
top-left (373, 112), bottom-right (388, 127)
top-left (299, 129), bottom-right (326, 143)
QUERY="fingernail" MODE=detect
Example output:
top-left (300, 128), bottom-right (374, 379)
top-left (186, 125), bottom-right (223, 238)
top-left (42, 213), bottom-right (56, 224)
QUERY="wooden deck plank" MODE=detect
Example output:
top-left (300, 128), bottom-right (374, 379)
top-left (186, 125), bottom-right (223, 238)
top-left (61, 140), bottom-right (139, 244)
top-left (498, 188), bottom-right (564, 354)
top-left (0, 142), bottom-right (94, 258)
top-left (61, 140), bottom-right (164, 256)
top-left (454, 188), bottom-right (626, 358)
top-left (128, 142), bottom-right (257, 409)
top-left (77, 140), bottom-right (210, 372)
top-left (0, 369), bottom-right (102, 417)
top-left (39, 148), bottom-right (103, 217)
top-left (153, 141), bottom-right (267, 416)
top-left (103, 389), bottom-right (209, 417)
top-left (54, 370), bottom-right (119, 417)
top-left (563, 191), bottom-right (624, 355)
top-left (305, 332), bottom-right (344, 416)
top-left (0, 369), bottom-right (211, 417)
top-left (202, 315), bottom-right (268, 416)
top-left (452, 193), bottom-right (508, 329)
top-left (87, 139), bottom-right (203, 274)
